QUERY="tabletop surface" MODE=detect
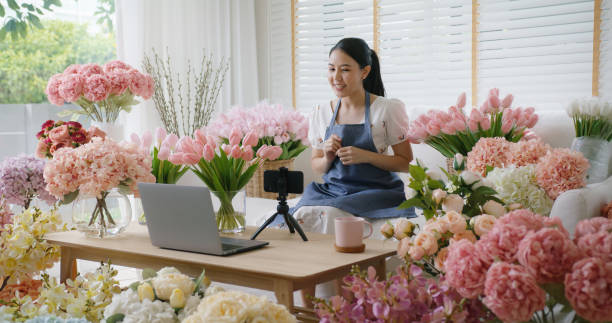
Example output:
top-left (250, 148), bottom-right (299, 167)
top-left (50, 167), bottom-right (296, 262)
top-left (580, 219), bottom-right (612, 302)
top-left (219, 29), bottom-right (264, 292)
top-left (47, 224), bottom-right (397, 280)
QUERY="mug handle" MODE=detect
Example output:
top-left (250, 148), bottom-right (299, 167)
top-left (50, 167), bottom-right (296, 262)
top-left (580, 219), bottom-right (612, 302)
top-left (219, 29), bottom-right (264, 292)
top-left (362, 221), bottom-right (373, 240)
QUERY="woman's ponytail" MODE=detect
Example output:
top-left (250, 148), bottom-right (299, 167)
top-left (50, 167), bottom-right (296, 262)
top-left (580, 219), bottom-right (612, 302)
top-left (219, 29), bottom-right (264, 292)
top-left (330, 38), bottom-right (386, 97)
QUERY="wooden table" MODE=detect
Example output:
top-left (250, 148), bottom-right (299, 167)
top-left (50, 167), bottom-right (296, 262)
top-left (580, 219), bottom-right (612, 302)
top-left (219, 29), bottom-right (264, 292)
top-left (46, 225), bottom-right (396, 317)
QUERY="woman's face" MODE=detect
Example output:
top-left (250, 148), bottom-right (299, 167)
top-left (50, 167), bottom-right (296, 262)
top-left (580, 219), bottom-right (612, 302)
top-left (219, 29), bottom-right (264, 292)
top-left (328, 49), bottom-right (370, 98)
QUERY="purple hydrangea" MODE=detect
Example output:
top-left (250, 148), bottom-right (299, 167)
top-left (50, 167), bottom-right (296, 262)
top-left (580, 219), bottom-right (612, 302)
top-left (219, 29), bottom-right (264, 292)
top-left (0, 155), bottom-right (56, 208)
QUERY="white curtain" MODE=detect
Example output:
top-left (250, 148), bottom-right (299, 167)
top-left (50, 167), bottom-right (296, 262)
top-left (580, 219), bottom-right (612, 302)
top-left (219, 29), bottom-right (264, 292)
top-left (115, 0), bottom-right (260, 136)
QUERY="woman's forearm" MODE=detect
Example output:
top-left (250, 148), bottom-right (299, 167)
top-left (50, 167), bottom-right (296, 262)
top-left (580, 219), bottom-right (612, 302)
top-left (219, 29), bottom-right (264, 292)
top-left (311, 155), bottom-right (334, 174)
top-left (364, 150), bottom-right (412, 173)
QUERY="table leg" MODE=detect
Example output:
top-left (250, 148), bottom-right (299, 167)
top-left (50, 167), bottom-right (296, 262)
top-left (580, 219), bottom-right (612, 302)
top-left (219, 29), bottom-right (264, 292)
top-left (300, 285), bottom-right (316, 308)
top-left (273, 279), bottom-right (294, 312)
top-left (71, 259), bottom-right (78, 280)
top-left (373, 258), bottom-right (386, 278)
top-left (60, 247), bottom-right (75, 283)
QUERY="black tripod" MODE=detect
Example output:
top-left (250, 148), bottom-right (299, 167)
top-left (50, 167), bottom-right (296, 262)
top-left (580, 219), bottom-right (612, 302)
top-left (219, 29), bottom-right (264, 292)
top-left (250, 168), bottom-right (308, 241)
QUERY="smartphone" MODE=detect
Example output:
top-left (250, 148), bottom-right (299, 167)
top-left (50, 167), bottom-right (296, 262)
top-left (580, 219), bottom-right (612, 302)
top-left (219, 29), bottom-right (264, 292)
top-left (263, 169), bottom-right (304, 194)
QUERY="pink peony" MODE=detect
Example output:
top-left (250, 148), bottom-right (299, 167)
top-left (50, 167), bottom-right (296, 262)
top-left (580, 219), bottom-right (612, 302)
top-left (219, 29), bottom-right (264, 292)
top-left (576, 231), bottom-right (612, 262)
top-left (477, 224), bottom-right (530, 264)
top-left (564, 257), bottom-right (612, 322)
top-left (87, 126), bottom-right (106, 140)
top-left (35, 141), bottom-right (49, 159)
top-left (483, 262), bottom-right (546, 322)
top-left (58, 73), bottom-right (84, 102)
top-left (535, 148), bottom-right (589, 200)
top-left (574, 217), bottom-right (612, 240)
top-left (45, 74), bottom-right (65, 106)
top-left (83, 74), bottom-right (111, 102)
top-left (517, 228), bottom-right (580, 283)
top-left (466, 137), bottom-right (511, 176)
top-left (445, 239), bottom-right (489, 298)
top-left (494, 209), bottom-right (544, 232)
top-left (507, 139), bottom-right (550, 167)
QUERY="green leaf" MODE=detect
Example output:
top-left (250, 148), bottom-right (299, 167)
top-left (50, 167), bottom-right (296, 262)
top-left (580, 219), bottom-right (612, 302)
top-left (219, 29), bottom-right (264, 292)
top-left (128, 281), bottom-right (140, 291)
top-left (0, 5), bottom-right (5, 17)
top-left (0, 27), bottom-right (6, 41)
top-left (485, 165), bottom-right (494, 176)
top-left (60, 190), bottom-right (79, 205)
top-left (27, 13), bottom-right (44, 29)
top-left (409, 164), bottom-right (427, 182)
top-left (106, 313), bottom-right (125, 323)
top-left (141, 268), bottom-right (157, 279)
top-left (398, 197), bottom-right (426, 210)
top-left (541, 283), bottom-right (570, 308)
top-left (423, 209), bottom-right (435, 220)
top-left (427, 179), bottom-right (445, 190)
top-left (17, 21), bottom-right (27, 38)
top-left (7, 0), bottom-right (19, 11)
top-left (192, 269), bottom-right (207, 295)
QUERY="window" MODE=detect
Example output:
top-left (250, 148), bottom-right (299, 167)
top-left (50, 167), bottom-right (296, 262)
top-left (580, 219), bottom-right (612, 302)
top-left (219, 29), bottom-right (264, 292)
top-left (600, 0), bottom-right (612, 101)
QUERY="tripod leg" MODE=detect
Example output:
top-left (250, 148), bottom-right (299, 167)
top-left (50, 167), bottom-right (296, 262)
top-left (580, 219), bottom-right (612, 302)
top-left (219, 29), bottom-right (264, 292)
top-left (285, 213), bottom-right (308, 241)
top-left (250, 212), bottom-right (280, 240)
top-left (283, 213), bottom-right (295, 233)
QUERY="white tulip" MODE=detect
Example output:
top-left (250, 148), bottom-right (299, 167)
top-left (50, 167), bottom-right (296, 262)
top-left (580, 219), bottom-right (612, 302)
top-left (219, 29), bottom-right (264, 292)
top-left (566, 99), bottom-right (580, 117)
top-left (460, 171), bottom-right (481, 185)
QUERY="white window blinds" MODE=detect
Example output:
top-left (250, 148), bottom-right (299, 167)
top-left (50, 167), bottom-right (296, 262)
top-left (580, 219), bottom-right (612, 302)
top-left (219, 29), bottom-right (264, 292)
top-left (269, 0), bottom-right (293, 107)
top-left (600, 0), bottom-right (612, 101)
top-left (295, 0), bottom-right (373, 112)
top-left (378, 0), bottom-right (473, 110)
top-left (478, 0), bottom-right (594, 110)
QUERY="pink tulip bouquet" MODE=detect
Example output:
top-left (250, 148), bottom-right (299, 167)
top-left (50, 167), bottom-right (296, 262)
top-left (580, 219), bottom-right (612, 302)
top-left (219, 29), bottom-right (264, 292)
top-left (170, 127), bottom-right (282, 232)
top-left (407, 89), bottom-right (539, 158)
top-left (35, 119), bottom-right (107, 159)
top-left (445, 210), bottom-right (612, 322)
top-left (45, 60), bottom-right (154, 122)
top-left (207, 102), bottom-right (309, 160)
top-left (130, 128), bottom-right (189, 184)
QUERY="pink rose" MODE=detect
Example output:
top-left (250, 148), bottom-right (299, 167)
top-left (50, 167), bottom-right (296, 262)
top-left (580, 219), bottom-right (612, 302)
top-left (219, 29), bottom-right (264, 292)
top-left (380, 222), bottom-right (394, 239)
top-left (58, 73), bottom-right (84, 102)
top-left (442, 210), bottom-right (467, 234)
top-left (87, 126), bottom-right (106, 140)
top-left (49, 142), bottom-right (66, 155)
top-left (83, 74), bottom-right (111, 102)
top-left (432, 189), bottom-right (447, 204)
top-left (408, 245), bottom-right (425, 260)
top-left (565, 257), bottom-right (612, 322)
top-left (36, 140), bottom-right (50, 159)
top-left (574, 217), bottom-right (612, 240)
top-left (413, 231), bottom-right (438, 256)
top-left (445, 239), bottom-right (489, 299)
top-left (450, 230), bottom-right (477, 244)
top-left (423, 218), bottom-right (448, 235)
top-left (471, 214), bottom-right (496, 237)
top-left (576, 231), bottom-right (612, 262)
top-left (483, 262), bottom-right (546, 322)
top-left (442, 194), bottom-right (463, 213)
top-left (393, 218), bottom-right (415, 240)
top-left (48, 125), bottom-right (70, 142)
top-left (434, 247), bottom-right (449, 272)
top-left (517, 228), bottom-right (580, 283)
top-left (482, 200), bottom-right (505, 218)
top-left (397, 237), bottom-right (411, 258)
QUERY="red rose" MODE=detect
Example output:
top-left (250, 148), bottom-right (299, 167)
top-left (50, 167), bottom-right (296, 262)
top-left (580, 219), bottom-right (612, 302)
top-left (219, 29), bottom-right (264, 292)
top-left (71, 131), bottom-right (88, 144)
top-left (41, 120), bottom-right (55, 130)
top-left (36, 130), bottom-right (45, 139)
top-left (66, 121), bottom-right (82, 130)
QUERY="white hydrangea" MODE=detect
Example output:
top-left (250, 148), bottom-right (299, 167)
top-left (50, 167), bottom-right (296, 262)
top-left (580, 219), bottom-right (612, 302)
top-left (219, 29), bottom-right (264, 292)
top-left (486, 165), bottom-right (553, 215)
top-left (103, 289), bottom-right (176, 323)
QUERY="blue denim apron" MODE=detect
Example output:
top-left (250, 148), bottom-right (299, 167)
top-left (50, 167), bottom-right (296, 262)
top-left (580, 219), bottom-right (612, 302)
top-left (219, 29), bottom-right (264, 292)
top-left (291, 92), bottom-right (416, 219)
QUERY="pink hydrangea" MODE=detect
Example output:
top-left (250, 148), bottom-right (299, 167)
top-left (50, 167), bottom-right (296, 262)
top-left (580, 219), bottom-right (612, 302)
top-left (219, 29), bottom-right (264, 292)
top-left (507, 139), bottom-right (550, 167)
top-left (576, 231), bottom-right (612, 262)
top-left (517, 228), bottom-right (580, 283)
top-left (535, 148), bottom-right (589, 200)
top-left (574, 217), bottom-right (612, 240)
top-left (445, 239), bottom-right (489, 299)
top-left (45, 74), bottom-right (65, 106)
top-left (483, 262), bottom-right (546, 322)
top-left (467, 137), bottom-right (511, 176)
top-left (564, 257), bottom-right (612, 322)
top-left (58, 73), bottom-right (84, 102)
top-left (83, 74), bottom-right (111, 102)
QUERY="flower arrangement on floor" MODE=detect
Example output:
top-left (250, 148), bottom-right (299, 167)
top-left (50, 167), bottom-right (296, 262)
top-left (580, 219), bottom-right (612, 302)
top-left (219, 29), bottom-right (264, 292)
top-left (43, 137), bottom-right (155, 237)
top-left (0, 155), bottom-right (57, 209)
top-left (207, 102), bottom-right (309, 160)
top-left (0, 208), bottom-right (67, 290)
top-left (103, 267), bottom-right (208, 323)
top-left (0, 263), bottom-right (121, 322)
top-left (445, 211), bottom-right (612, 322)
top-left (407, 89), bottom-right (538, 157)
top-left (313, 264), bottom-right (494, 322)
top-left (35, 120), bottom-right (106, 159)
top-left (170, 127), bottom-right (282, 232)
top-left (46, 60), bottom-right (154, 122)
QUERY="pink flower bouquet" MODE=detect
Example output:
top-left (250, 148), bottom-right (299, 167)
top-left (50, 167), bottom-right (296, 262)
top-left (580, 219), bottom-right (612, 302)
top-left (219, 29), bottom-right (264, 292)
top-left (130, 127), bottom-right (189, 184)
top-left (35, 119), bottom-right (106, 159)
top-left (445, 211), bottom-right (612, 322)
top-left (170, 127), bottom-right (282, 232)
top-left (207, 102), bottom-right (309, 160)
top-left (45, 60), bottom-right (154, 122)
top-left (407, 89), bottom-right (538, 158)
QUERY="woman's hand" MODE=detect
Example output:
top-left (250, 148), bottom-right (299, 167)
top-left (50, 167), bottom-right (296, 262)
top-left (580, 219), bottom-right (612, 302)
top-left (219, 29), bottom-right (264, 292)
top-left (336, 146), bottom-right (372, 165)
top-left (323, 134), bottom-right (342, 161)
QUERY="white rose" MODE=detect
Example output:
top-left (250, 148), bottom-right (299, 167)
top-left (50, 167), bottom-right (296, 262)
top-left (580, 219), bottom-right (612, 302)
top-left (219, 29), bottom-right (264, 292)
top-left (405, 187), bottom-right (417, 200)
top-left (460, 171), bottom-right (480, 185)
top-left (442, 194), bottom-right (464, 213)
top-left (426, 170), bottom-right (442, 181)
top-left (471, 214), bottom-right (497, 237)
top-left (157, 267), bottom-right (181, 276)
top-left (482, 200), bottom-right (506, 218)
top-left (152, 273), bottom-right (195, 301)
top-left (432, 189), bottom-right (447, 204)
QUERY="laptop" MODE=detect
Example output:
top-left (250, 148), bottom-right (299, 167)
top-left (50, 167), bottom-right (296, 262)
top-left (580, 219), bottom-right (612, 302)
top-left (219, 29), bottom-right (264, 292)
top-left (138, 183), bottom-right (269, 256)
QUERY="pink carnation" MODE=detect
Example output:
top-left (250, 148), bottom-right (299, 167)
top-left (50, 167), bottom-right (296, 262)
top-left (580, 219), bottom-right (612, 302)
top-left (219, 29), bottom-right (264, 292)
top-left (102, 60), bottom-right (132, 73)
top-left (83, 74), bottom-right (111, 102)
top-left (576, 231), bottom-right (612, 262)
top-left (517, 228), bottom-right (580, 283)
top-left (564, 257), bottom-right (612, 322)
top-left (79, 63), bottom-right (103, 76)
top-left (535, 148), bottom-right (589, 200)
top-left (64, 64), bottom-right (81, 74)
top-left (507, 139), bottom-right (550, 167)
top-left (45, 74), bottom-right (65, 106)
top-left (58, 73), bottom-right (84, 102)
top-left (445, 239), bottom-right (489, 299)
top-left (574, 217), bottom-right (612, 240)
top-left (483, 262), bottom-right (546, 322)
top-left (466, 137), bottom-right (511, 176)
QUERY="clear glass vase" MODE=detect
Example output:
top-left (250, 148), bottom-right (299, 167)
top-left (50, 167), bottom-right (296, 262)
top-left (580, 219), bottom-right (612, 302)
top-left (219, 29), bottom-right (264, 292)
top-left (72, 188), bottom-right (132, 238)
top-left (210, 189), bottom-right (246, 233)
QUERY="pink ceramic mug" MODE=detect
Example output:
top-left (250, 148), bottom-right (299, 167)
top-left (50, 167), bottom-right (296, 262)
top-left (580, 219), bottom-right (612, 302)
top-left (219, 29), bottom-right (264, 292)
top-left (334, 217), bottom-right (373, 247)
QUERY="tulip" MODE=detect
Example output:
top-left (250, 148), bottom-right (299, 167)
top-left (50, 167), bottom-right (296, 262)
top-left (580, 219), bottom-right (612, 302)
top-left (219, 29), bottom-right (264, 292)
top-left (156, 127), bottom-right (167, 146)
top-left (229, 128), bottom-right (242, 146)
top-left (194, 129), bottom-right (207, 146)
top-left (221, 144), bottom-right (232, 155)
top-left (138, 283), bottom-right (155, 302)
top-left (432, 189), bottom-right (447, 204)
top-left (456, 92), bottom-right (467, 109)
top-left (501, 94), bottom-right (514, 108)
top-left (130, 133), bottom-right (141, 147)
top-left (162, 134), bottom-right (179, 150)
top-left (157, 147), bottom-right (170, 161)
top-left (241, 146), bottom-right (254, 161)
top-left (527, 114), bottom-right (538, 128)
top-left (479, 118), bottom-right (491, 131)
top-left (426, 123), bottom-right (441, 136)
top-left (203, 144), bottom-right (215, 161)
top-left (230, 145), bottom-right (242, 159)
top-left (488, 94), bottom-right (500, 110)
top-left (168, 152), bottom-right (185, 165)
top-left (479, 100), bottom-right (490, 114)
top-left (206, 135), bottom-right (217, 150)
top-left (489, 88), bottom-right (499, 97)
top-left (380, 222), bottom-right (394, 239)
top-left (169, 288), bottom-right (186, 308)
top-left (183, 153), bottom-right (201, 165)
top-left (142, 131), bottom-right (153, 150)
top-left (242, 131), bottom-right (259, 147)
top-left (501, 118), bottom-right (513, 133)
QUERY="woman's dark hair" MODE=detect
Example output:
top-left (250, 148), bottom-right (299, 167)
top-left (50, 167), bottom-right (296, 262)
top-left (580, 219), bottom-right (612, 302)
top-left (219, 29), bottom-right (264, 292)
top-left (329, 37), bottom-right (385, 97)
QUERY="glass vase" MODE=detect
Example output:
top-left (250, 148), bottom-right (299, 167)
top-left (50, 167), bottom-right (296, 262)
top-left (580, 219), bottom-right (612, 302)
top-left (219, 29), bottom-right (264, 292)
top-left (72, 188), bottom-right (132, 238)
top-left (90, 121), bottom-right (124, 142)
top-left (571, 137), bottom-right (611, 184)
top-left (131, 196), bottom-right (146, 225)
top-left (210, 189), bottom-right (246, 233)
